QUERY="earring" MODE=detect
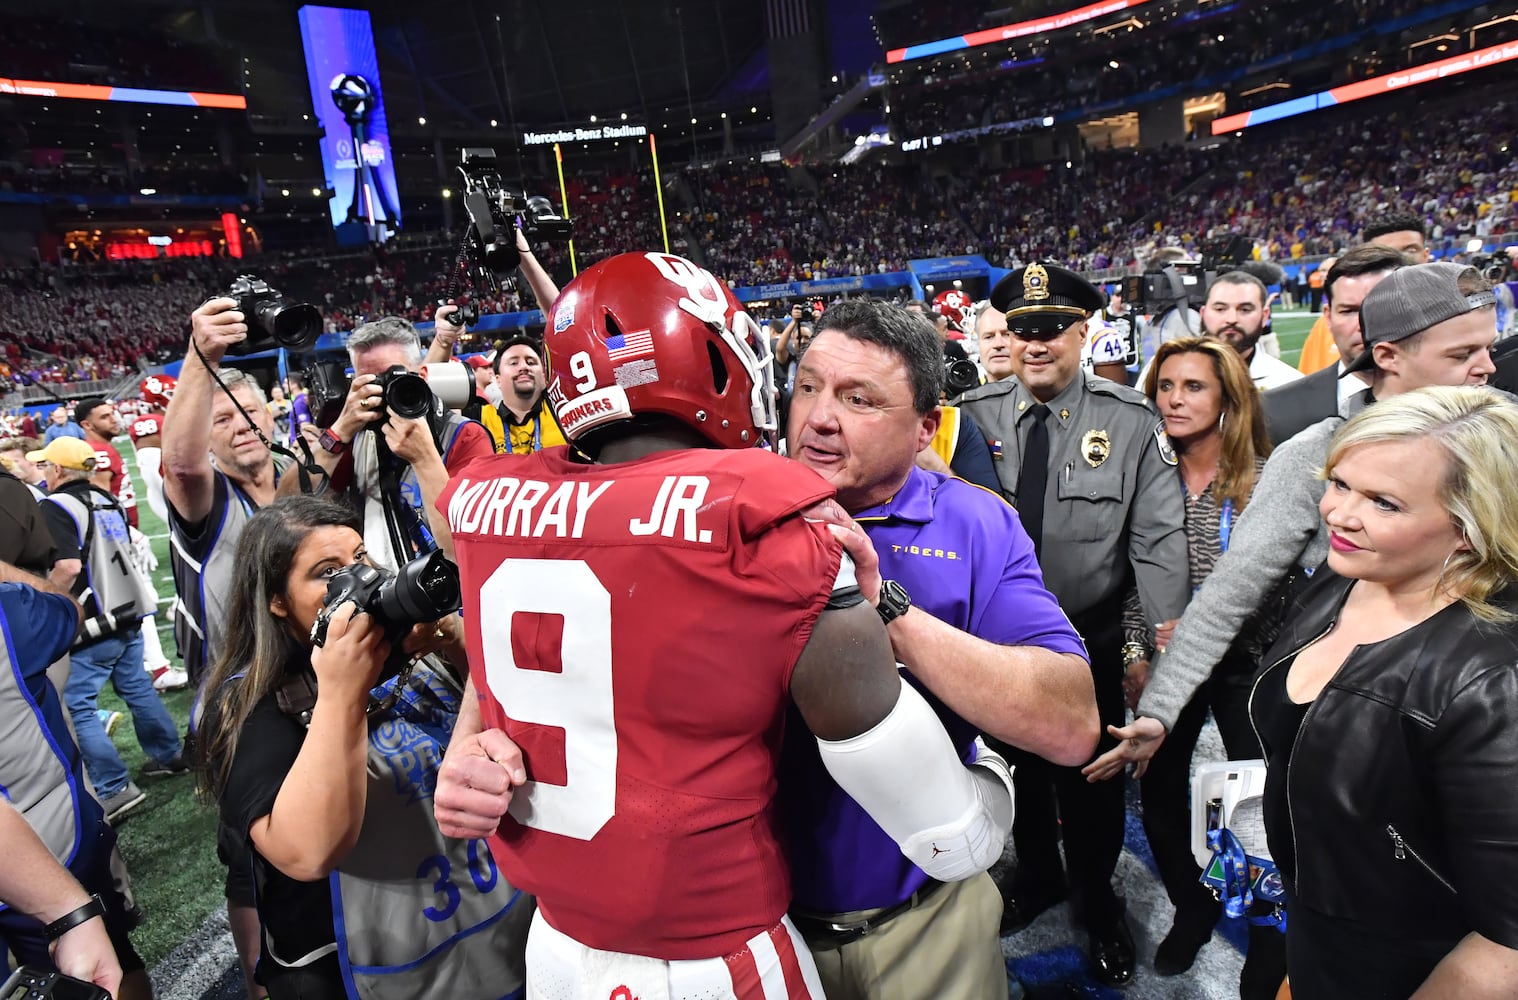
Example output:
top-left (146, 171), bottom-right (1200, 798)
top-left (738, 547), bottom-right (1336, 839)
top-left (1218, 412), bottom-right (1226, 431)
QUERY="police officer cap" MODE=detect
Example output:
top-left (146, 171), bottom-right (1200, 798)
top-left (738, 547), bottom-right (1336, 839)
top-left (989, 262), bottom-right (1107, 339)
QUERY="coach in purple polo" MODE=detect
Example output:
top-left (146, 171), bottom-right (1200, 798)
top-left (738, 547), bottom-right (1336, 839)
top-left (780, 297), bottom-right (1098, 1000)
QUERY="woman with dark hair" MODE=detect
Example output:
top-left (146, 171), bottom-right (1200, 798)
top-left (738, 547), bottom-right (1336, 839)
top-left (1085, 337), bottom-right (1284, 994)
top-left (194, 496), bottom-right (529, 1000)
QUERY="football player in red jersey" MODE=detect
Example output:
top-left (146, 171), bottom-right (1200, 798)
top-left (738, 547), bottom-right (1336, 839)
top-left (435, 252), bottom-right (1016, 999)
top-left (130, 375), bottom-right (175, 524)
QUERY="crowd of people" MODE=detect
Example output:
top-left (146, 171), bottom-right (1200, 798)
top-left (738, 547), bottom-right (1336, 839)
top-left (5, 210), bottom-right (1518, 1000)
top-left (3, 88), bottom-right (1516, 396)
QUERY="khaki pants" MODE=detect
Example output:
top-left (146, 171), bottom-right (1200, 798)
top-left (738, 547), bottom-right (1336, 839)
top-left (804, 874), bottom-right (1005, 1000)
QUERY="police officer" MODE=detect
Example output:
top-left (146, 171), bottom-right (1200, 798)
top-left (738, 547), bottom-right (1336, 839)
top-left (956, 262), bottom-right (1189, 987)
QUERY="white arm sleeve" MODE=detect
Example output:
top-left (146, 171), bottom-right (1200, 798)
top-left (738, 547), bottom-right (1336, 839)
top-left (816, 676), bottom-right (1015, 882)
top-left (137, 446), bottom-right (169, 523)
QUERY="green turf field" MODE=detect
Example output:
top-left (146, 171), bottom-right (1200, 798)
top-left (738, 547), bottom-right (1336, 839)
top-left (95, 447), bottom-right (224, 969)
top-left (1271, 311), bottom-right (1318, 369)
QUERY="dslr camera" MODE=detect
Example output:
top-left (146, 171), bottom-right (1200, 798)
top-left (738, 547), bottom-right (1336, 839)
top-left (437, 299), bottom-right (480, 328)
top-left (223, 275), bottom-right (323, 355)
top-left (944, 358), bottom-right (981, 398)
top-left (1465, 241), bottom-right (1516, 284)
top-left (455, 147), bottom-right (574, 288)
top-left (312, 549), bottom-right (463, 656)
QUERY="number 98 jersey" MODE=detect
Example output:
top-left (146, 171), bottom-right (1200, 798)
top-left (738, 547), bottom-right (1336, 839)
top-left (439, 445), bottom-right (844, 961)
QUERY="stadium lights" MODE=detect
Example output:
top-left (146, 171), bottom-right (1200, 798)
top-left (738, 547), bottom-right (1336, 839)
top-left (139, 187), bottom-right (157, 195)
top-left (590, 115), bottom-right (597, 122)
top-left (311, 188), bottom-right (322, 196)
top-left (621, 112), bottom-right (628, 120)
top-left (750, 106), bottom-right (757, 113)
top-left (282, 188), bottom-right (290, 196)
top-left (1217, 34), bottom-right (1225, 42)
top-left (721, 112), bottom-right (727, 118)
top-left (442, 188), bottom-right (452, 198)
top-left (1109, 60), bottom-right (1119, 68)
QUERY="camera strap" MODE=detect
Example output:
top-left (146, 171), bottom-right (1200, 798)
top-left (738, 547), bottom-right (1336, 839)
top-left (190, 340), bottom-right (326, 493)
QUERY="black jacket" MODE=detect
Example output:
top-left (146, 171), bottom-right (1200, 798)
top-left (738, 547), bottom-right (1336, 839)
top-left (1261, 363), bottom-right (1340, 446)
top-left (1252, 571), bottom-right (1518, 993)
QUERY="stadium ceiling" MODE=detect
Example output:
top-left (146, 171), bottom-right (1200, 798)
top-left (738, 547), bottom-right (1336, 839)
top-left (3, 0), bottom-right (769, 130)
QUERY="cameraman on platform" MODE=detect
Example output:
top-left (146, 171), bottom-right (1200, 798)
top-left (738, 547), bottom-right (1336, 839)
top-left (285, 318), bottom-right (495, 571)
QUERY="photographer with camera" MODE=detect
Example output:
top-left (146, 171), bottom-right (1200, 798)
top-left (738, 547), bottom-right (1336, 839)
top-left (193, 496), bottom-right (528, 1000)
top-left (32, 438), bottom-right (185, 821)
top-left (774, 302), bottom-right (818, 390)
top-left (285, 318), bottom-right (495, 572)
top-left (425, 227), bottom-right (562, 371)
top-left (163, 295), bottom-right (295, 998)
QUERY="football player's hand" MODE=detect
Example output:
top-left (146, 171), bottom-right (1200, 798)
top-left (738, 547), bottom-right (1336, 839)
top-left (826, 516), bottom-right (881, 607)
top-left (435, 729), bottom-right (527, 840)
top-left (1081, 716), bottom-right (1167, 783)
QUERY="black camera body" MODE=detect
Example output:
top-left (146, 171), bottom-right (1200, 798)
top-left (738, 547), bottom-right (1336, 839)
top-left (315, 550), bottom-right (462, 651)
top-left (437, 299), bottom-right (480, 328)
top-left (944, 358), bottom-right (980, 397)
top-left (224, 275), bottom-right (323, 355)
top-left (1123, 234), bottom-right (1253, 314)
top-left (307, 359), bottom-right (353, 428)
top-left (455, 147), bottom-right (574, 289)
top-left (1470, 252), bottom-right (1517, 285)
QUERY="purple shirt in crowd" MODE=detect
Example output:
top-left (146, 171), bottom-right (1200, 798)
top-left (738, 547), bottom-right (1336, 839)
top-left (781, 465), bottom-right (1088, 913)
top-left (288, 391), bottom-right (313, 445)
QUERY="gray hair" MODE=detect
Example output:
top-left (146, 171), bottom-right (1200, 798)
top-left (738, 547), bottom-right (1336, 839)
top-left (348, 317), bottom-right (423, 367)
top-left (815, 299), bottom-right (944, 414)
top-left (218, 368), bottom-right (268, 407)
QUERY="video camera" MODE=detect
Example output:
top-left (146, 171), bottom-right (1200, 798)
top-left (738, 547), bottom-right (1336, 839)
top-left (454, 147), bottom-right (574, 291)
top-left (312, 549), bottom-right (463, 674)
top-left (222, 275), bottom-right (323, 356)
top-left (1465, 240), bottom-right (1516, 285)
top-left (1122, 234), bottom-right (1254, 314)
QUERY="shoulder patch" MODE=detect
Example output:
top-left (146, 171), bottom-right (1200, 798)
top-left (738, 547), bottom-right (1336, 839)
top-left (1153, 421), bottom-right (1178, 466)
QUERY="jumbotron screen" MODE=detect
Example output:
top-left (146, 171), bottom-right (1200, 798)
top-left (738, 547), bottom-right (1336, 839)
top-left (297, 5), bottom-right (401, 233)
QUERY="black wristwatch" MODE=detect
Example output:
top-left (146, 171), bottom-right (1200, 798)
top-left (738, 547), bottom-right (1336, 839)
top-left (876, 579), bottom-right (912, 626)
top-left (44, 894), bottom-right (106, 942)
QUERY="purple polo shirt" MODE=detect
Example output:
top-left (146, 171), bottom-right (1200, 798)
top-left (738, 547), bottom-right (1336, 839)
top-left (781, 465), bottom-right (1087, 913)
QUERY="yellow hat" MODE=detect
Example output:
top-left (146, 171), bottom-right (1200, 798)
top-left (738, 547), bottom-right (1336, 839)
top-left (27, 437), bottom-right (98, 472)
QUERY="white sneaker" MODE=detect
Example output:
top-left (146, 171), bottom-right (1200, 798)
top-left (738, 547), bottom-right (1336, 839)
top-left (150, 666), bottom-right (189, 692)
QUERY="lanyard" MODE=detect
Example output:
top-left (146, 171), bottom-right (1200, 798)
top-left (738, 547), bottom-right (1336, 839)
top-left (1219, 498), bottom-right (1234, 553)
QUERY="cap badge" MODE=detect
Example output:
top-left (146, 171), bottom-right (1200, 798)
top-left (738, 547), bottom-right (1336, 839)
top-left (1024, 263), bottom-right (1051, 304)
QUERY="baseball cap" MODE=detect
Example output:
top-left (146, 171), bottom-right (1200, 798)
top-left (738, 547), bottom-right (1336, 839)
top-left (465, 354), bottom-right (493, 370)
top-left (1344, 262), bottom-right (1497, 376)
top-left (27, 437), bottom-right (98, 472)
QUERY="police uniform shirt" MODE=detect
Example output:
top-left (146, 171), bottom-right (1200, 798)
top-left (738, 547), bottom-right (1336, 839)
top-left (957, 374), bottom-right (1190, 624)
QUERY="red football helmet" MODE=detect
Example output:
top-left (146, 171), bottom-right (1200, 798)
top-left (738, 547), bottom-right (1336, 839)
top-left (933, 289), bottom-right (972, 330)
top-left (543, 252), bottom-right (776, 450)
top-left (140, 374), bottom-right (177, 408)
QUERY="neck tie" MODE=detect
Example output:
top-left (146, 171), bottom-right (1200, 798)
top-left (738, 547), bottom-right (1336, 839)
top-left (1019, 403), bottom-right (1051, 558)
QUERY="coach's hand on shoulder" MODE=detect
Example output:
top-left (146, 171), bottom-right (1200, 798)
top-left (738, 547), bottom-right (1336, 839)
top-left (190, 296), bottom-right (248, 362)
top-left (826, 517), bottom-right (881, 606)
top-left (436, 729), bottom-right (527, 840)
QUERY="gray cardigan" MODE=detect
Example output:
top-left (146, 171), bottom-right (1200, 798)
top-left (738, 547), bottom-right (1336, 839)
top-left (1137, 390), bottom-right (1371, 731)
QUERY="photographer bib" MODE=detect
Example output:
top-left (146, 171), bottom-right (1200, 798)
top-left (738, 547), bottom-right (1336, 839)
top-left (44, 485), bottom-right (156, 634)
top-left (325, 659), bottom-right (531, 1000)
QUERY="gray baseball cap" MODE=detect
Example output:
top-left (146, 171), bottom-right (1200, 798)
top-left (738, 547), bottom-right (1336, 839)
top-left (1344, 262), bottom-right (1497, 375)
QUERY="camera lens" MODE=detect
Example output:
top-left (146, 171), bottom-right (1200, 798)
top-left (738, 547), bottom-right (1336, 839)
top-left (384, 371), bottom-right (433, 419)
top-left (376, 550), bottom-right (461, 628)
top-left (267, 302), bottom-right (324, 349)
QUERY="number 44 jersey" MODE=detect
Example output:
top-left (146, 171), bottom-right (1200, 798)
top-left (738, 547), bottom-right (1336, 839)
top-left (440, 445), bottom-right (846, 961)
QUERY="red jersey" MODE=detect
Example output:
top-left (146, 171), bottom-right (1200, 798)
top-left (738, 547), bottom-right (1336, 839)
top-left (440, 446), bottom-right (841, 960)
top-left (90, 437), bottom-right (137, 528)
top-left (128, 412), bottom-right (164, 445)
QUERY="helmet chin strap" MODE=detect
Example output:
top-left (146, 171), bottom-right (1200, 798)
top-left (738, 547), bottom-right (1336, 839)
top-left (718, 310), bottom-right (778, 448)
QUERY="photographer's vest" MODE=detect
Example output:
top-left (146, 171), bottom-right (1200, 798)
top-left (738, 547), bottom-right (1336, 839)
top-left (352, 412), bottom-right (473, 574)
top-left (269, 659), bottom-right (530, 1000)
top-left (0, 607), bottom-right (80, 889)
top-left (44, 484), bottom-right (155, 634)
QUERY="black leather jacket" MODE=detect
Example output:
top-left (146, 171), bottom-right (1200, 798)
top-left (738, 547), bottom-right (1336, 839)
top-left (1251, 571), bottom-right (1518, 974)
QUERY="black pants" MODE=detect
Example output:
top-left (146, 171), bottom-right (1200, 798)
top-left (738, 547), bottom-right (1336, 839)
top-left (1140, 670), bottom-right (1287, 1000)
top-left (994, 609), bottom-right (1127, 928)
